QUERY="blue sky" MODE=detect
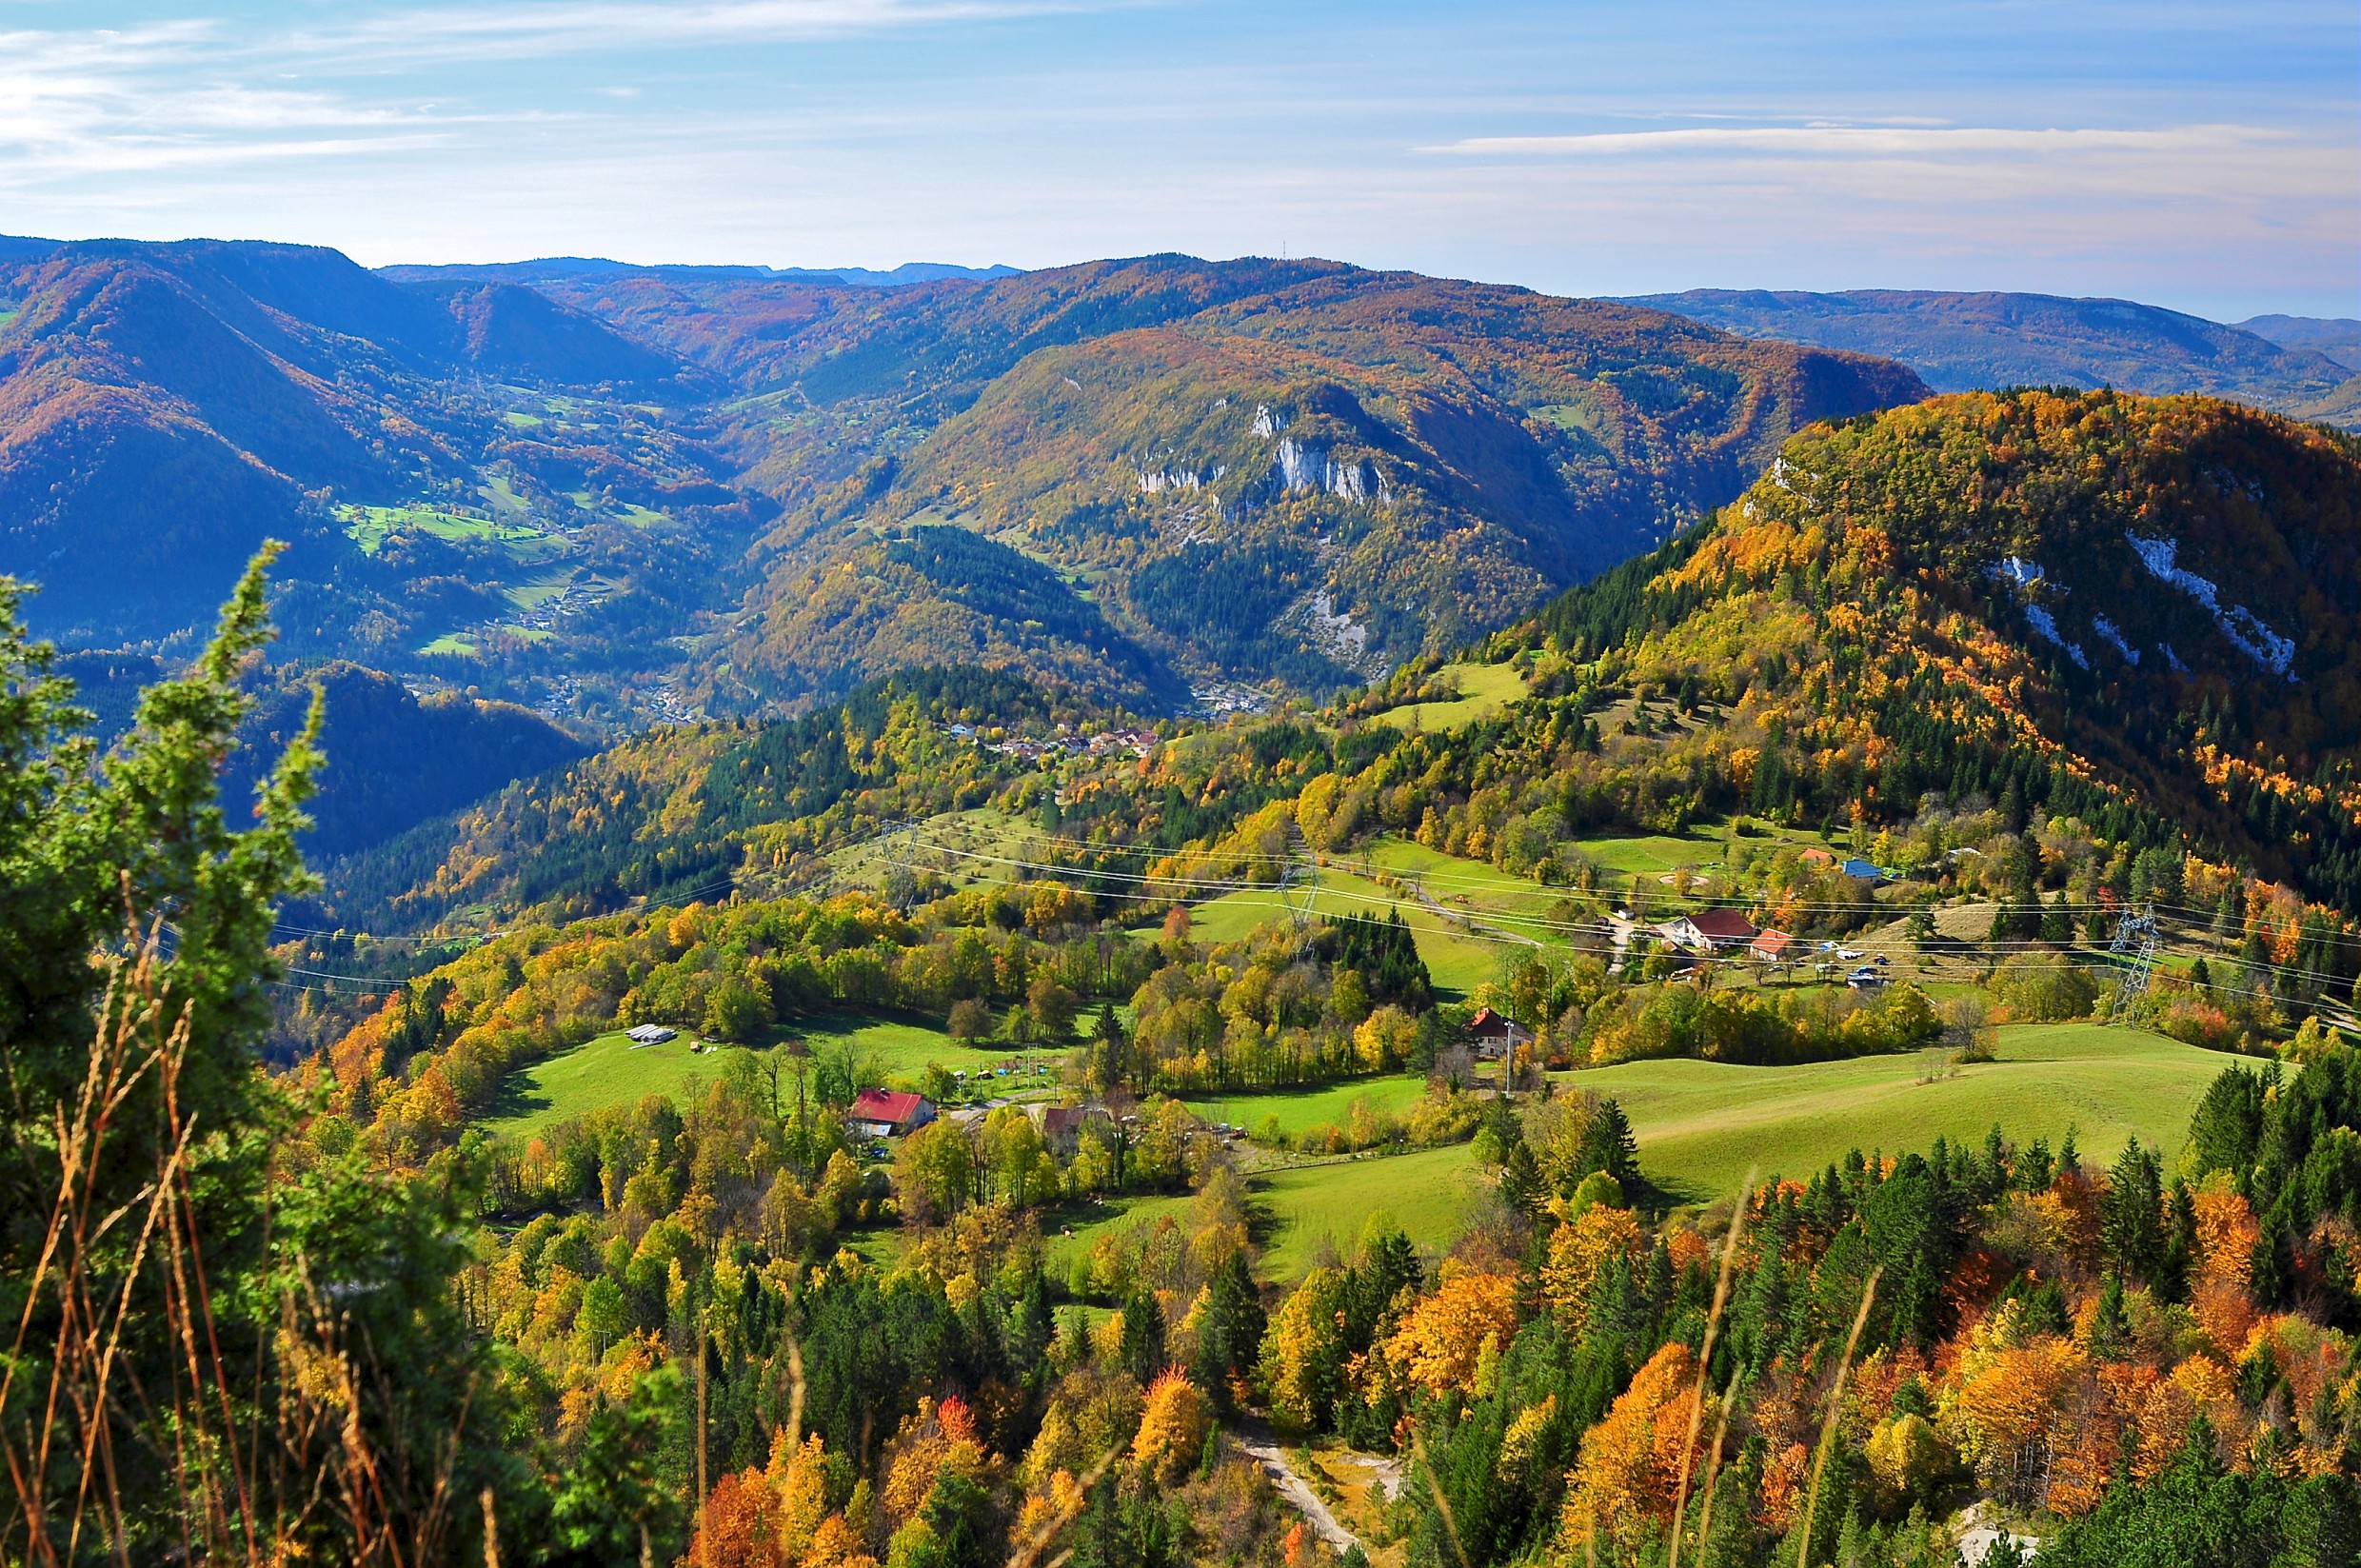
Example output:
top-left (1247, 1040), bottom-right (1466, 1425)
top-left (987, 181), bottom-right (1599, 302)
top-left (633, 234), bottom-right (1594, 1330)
top-left (2, 1), bottom-right (2353, 319)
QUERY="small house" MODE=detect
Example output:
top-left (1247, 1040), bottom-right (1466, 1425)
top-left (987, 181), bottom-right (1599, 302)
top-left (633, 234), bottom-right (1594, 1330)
top-left (1748, 929), bottom-right (1795, 964)
top-left (1030, 1103), bottom-right (1095, 1156)
top-left (850, 1089), bottom-right (937, 1140)
top-left (625, 1024), bottom-right (677, 1045)
top-left (1668, 908), bottom-right (1760, 952)
top-left (1468, 1006), bottom-right (1533, 1060)
top-left (1839, 857), bottom-right (1890, 883)
top-left (1799, 846), bottom-right (1835, 868)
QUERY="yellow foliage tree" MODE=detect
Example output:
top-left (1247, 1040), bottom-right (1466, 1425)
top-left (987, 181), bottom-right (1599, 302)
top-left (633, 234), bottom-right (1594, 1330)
top-left (882, 1396), bottom-right (985, 1530)
top-left (1541, 1202), bottom-right (1648, 1338)
top-left (1384, 1271), bottom-right (1520, 1399)
top-left (1260, 1267), bottom-right (1349, 1429)
top-left (1132, 1369), bottom-right (1213, 1484)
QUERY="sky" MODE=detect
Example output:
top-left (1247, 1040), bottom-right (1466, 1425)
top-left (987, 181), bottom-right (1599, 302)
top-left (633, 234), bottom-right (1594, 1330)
top-left (1, 1), bottom-right (2354, 321)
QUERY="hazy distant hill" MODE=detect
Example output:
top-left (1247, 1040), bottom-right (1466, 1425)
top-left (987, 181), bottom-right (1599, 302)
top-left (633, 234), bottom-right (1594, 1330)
top-left (2241, 314), bottom-right (2361, 373)
top-left (380, 258), bottom-right (1022, 288)
top-left (0, 236), bottom-right (755, 685)
top-left (1620, 288), bottom-right (2355, 427)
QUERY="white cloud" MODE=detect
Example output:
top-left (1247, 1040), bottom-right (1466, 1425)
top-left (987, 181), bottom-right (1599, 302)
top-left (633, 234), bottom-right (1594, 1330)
top-left (280, 0), bottom-right (1119, 66)
top-left (1424, 123), bottom-right (2285, 158)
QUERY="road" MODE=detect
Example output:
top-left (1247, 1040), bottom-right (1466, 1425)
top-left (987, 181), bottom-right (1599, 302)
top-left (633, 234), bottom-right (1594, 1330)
top-left (1231, 1421), bottom-right (1365, 1557)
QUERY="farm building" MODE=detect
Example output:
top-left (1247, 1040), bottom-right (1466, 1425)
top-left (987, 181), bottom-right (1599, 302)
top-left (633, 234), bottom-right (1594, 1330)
top-left (1749, 929), bottom-right (1796, 963)
top-left (1468, 1006), bottom-right (1534, 1060)
top-left (625, 1024), bottom-right (678, 1045)
top-left (1666, 908), bottom-right (1759, 951)
top-left (1029, 1103), bottom-right (1096, 1155)
top-left (850, 1089), bottom-right (937, 1139)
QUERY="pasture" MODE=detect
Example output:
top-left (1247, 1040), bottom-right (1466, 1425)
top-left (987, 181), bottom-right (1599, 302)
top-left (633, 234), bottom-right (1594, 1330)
top-left (476, 1009), bottom-right (1061, 1136)
top-left (1186, 861), bottom-right (1505, 994)
top-left (1180, 1074), bottom-right (1431, 1139)
top-left (339, 502), bottom-right (563, 562)
top-left (1369, 661), bottom-right (1529, 732)
top-left (1044, 1141), bottom-right (1487, 1285)
top-left (1577, 1022), bottom-right (2232, 1204)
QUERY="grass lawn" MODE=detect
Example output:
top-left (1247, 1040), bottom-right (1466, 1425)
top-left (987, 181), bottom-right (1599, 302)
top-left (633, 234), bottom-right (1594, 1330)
top-left (1257, 1143), bottom-right (1485, 1281)
top-left (1044, 1141), bottom-right (1486, 1284)
top-left (477, 1010), bottom-right (1065, 1136)
top-left (1180, 1075), bottom-right (1431, 1137)
top-left (1569, 1022), bottom-right (2233, 1204)
top-left (1369, 662), bottom-right (1528, 732)
top-left (417, 632), bottom-right (479, 657)
top-left (1187, 863), bottom-right (1504, 995)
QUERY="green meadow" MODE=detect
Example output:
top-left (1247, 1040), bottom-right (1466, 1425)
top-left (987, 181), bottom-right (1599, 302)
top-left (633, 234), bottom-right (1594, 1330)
top-left (340, 502), bottom-right (563, 561)
top-left (1180, 1074), bottom-right (1431, 1138)
top-left (1369, 661), bottom-right (1529, 732)
top-left (1578, 1022), bottom-right (2231, 1203)
top-left (477, 1010), bottom-right (1060, 1136)
top-left (1186, 861), bottom-right (1506, 994)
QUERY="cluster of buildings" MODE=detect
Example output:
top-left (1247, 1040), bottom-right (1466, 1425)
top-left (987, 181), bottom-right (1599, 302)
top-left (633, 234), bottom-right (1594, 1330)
top-left (945, 724), bottom-right (1159, 762)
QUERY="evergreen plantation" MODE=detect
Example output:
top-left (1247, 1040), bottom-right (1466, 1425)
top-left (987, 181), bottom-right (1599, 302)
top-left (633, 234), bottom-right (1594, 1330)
top-left (6, 386), bottom-right (2361, 1566)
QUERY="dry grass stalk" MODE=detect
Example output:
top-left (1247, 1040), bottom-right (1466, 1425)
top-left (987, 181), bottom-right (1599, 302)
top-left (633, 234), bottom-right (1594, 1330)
top-left (1691, 1364), bottom-right (1744, 1565)
top-left (2, 925), bottom-right (470, 1564)
top-left (1667, 1173), bottom-right (1755, 1568)
top-left (1793, 1268), bottom-right (1880, 1568)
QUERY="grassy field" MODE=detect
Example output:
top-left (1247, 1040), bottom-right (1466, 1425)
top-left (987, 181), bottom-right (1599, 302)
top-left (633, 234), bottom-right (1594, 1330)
top-left (1258, 1143), bottom-right (1485, 1280)
top-left (1370, 662), bottom-right (1529, 732)
top-left (479, 1028), bottom-right (728, 1134)
top-left (478, 1010), bottom-right (1063, 1136)
top-left (828, 806), bottom-right (1040, 896)
top-left (784, 1010), bottom-right (1053, 1085)
top-left (1186, 863), bottom-right (1504, 994)
top-left (1180, 1074), bottom-right (1431, 1137)
top-left (417, 632), bottom-right (479, 657)
top-left (1044, 1141), bottom-right (1486, 1284)
top-left (1575, 1022), bottom-right (2232, 1203)
top-left (1570, 829), bottom-right (1729, 879)
top-left (340, 503), bottom-right (563, 561)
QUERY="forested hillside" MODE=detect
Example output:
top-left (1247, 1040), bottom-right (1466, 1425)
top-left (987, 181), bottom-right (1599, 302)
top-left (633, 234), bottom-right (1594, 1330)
top-left (0, 241), bottom-right (1920, 734)
top-left (311, 387), bottom-right (2361, 945)
top-left (629, 260), bottom-right (1925, 703)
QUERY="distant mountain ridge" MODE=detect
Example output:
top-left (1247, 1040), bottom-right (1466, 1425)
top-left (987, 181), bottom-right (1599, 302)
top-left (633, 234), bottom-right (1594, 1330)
top-left (520, 254), bottom-right (1924, 706)
top-left (1619, 288), bottom-right (2357, 428)
top-left (379, 257), bottom-right (1022, 288)
top-left (2239, 313), bottom-right (2361, 373)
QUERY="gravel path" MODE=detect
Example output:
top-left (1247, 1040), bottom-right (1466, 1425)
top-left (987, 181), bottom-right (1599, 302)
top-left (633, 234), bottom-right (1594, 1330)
top-left (1230, 1421), bottom-right (1364, 1557)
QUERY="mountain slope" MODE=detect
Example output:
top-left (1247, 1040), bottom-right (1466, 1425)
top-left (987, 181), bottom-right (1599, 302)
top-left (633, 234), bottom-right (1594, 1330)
top-left (220, 663), bottom-right (589, 861)
top-left (2240, 314), bottom-right (2361, 373)
top-left (1516, 387), bottom-right (2361, 906)
top-left (1621, 288), bottom-right (2353, 425)
top-left (642, 260), bottom-right (1924, 704)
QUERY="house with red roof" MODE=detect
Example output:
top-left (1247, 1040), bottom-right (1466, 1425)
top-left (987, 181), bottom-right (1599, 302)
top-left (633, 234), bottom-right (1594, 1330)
top-left (850, 1089), bottom-right (937, 1139)
top-left (1667, 907), bottom-right (1760, 952)
top-left (1749, 928), bottom-right (1796, 963)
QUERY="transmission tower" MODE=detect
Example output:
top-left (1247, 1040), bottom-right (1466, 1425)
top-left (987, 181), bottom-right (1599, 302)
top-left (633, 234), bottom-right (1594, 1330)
top-left (2108, 903), bottom-right (2161, 1022)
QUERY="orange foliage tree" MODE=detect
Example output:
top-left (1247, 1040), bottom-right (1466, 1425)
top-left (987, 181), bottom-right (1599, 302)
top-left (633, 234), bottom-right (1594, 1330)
top-left (1383, 1270), bottom-right (1520, 1399)
top-left (1561, 1342), bottom-right (1703, 1555)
